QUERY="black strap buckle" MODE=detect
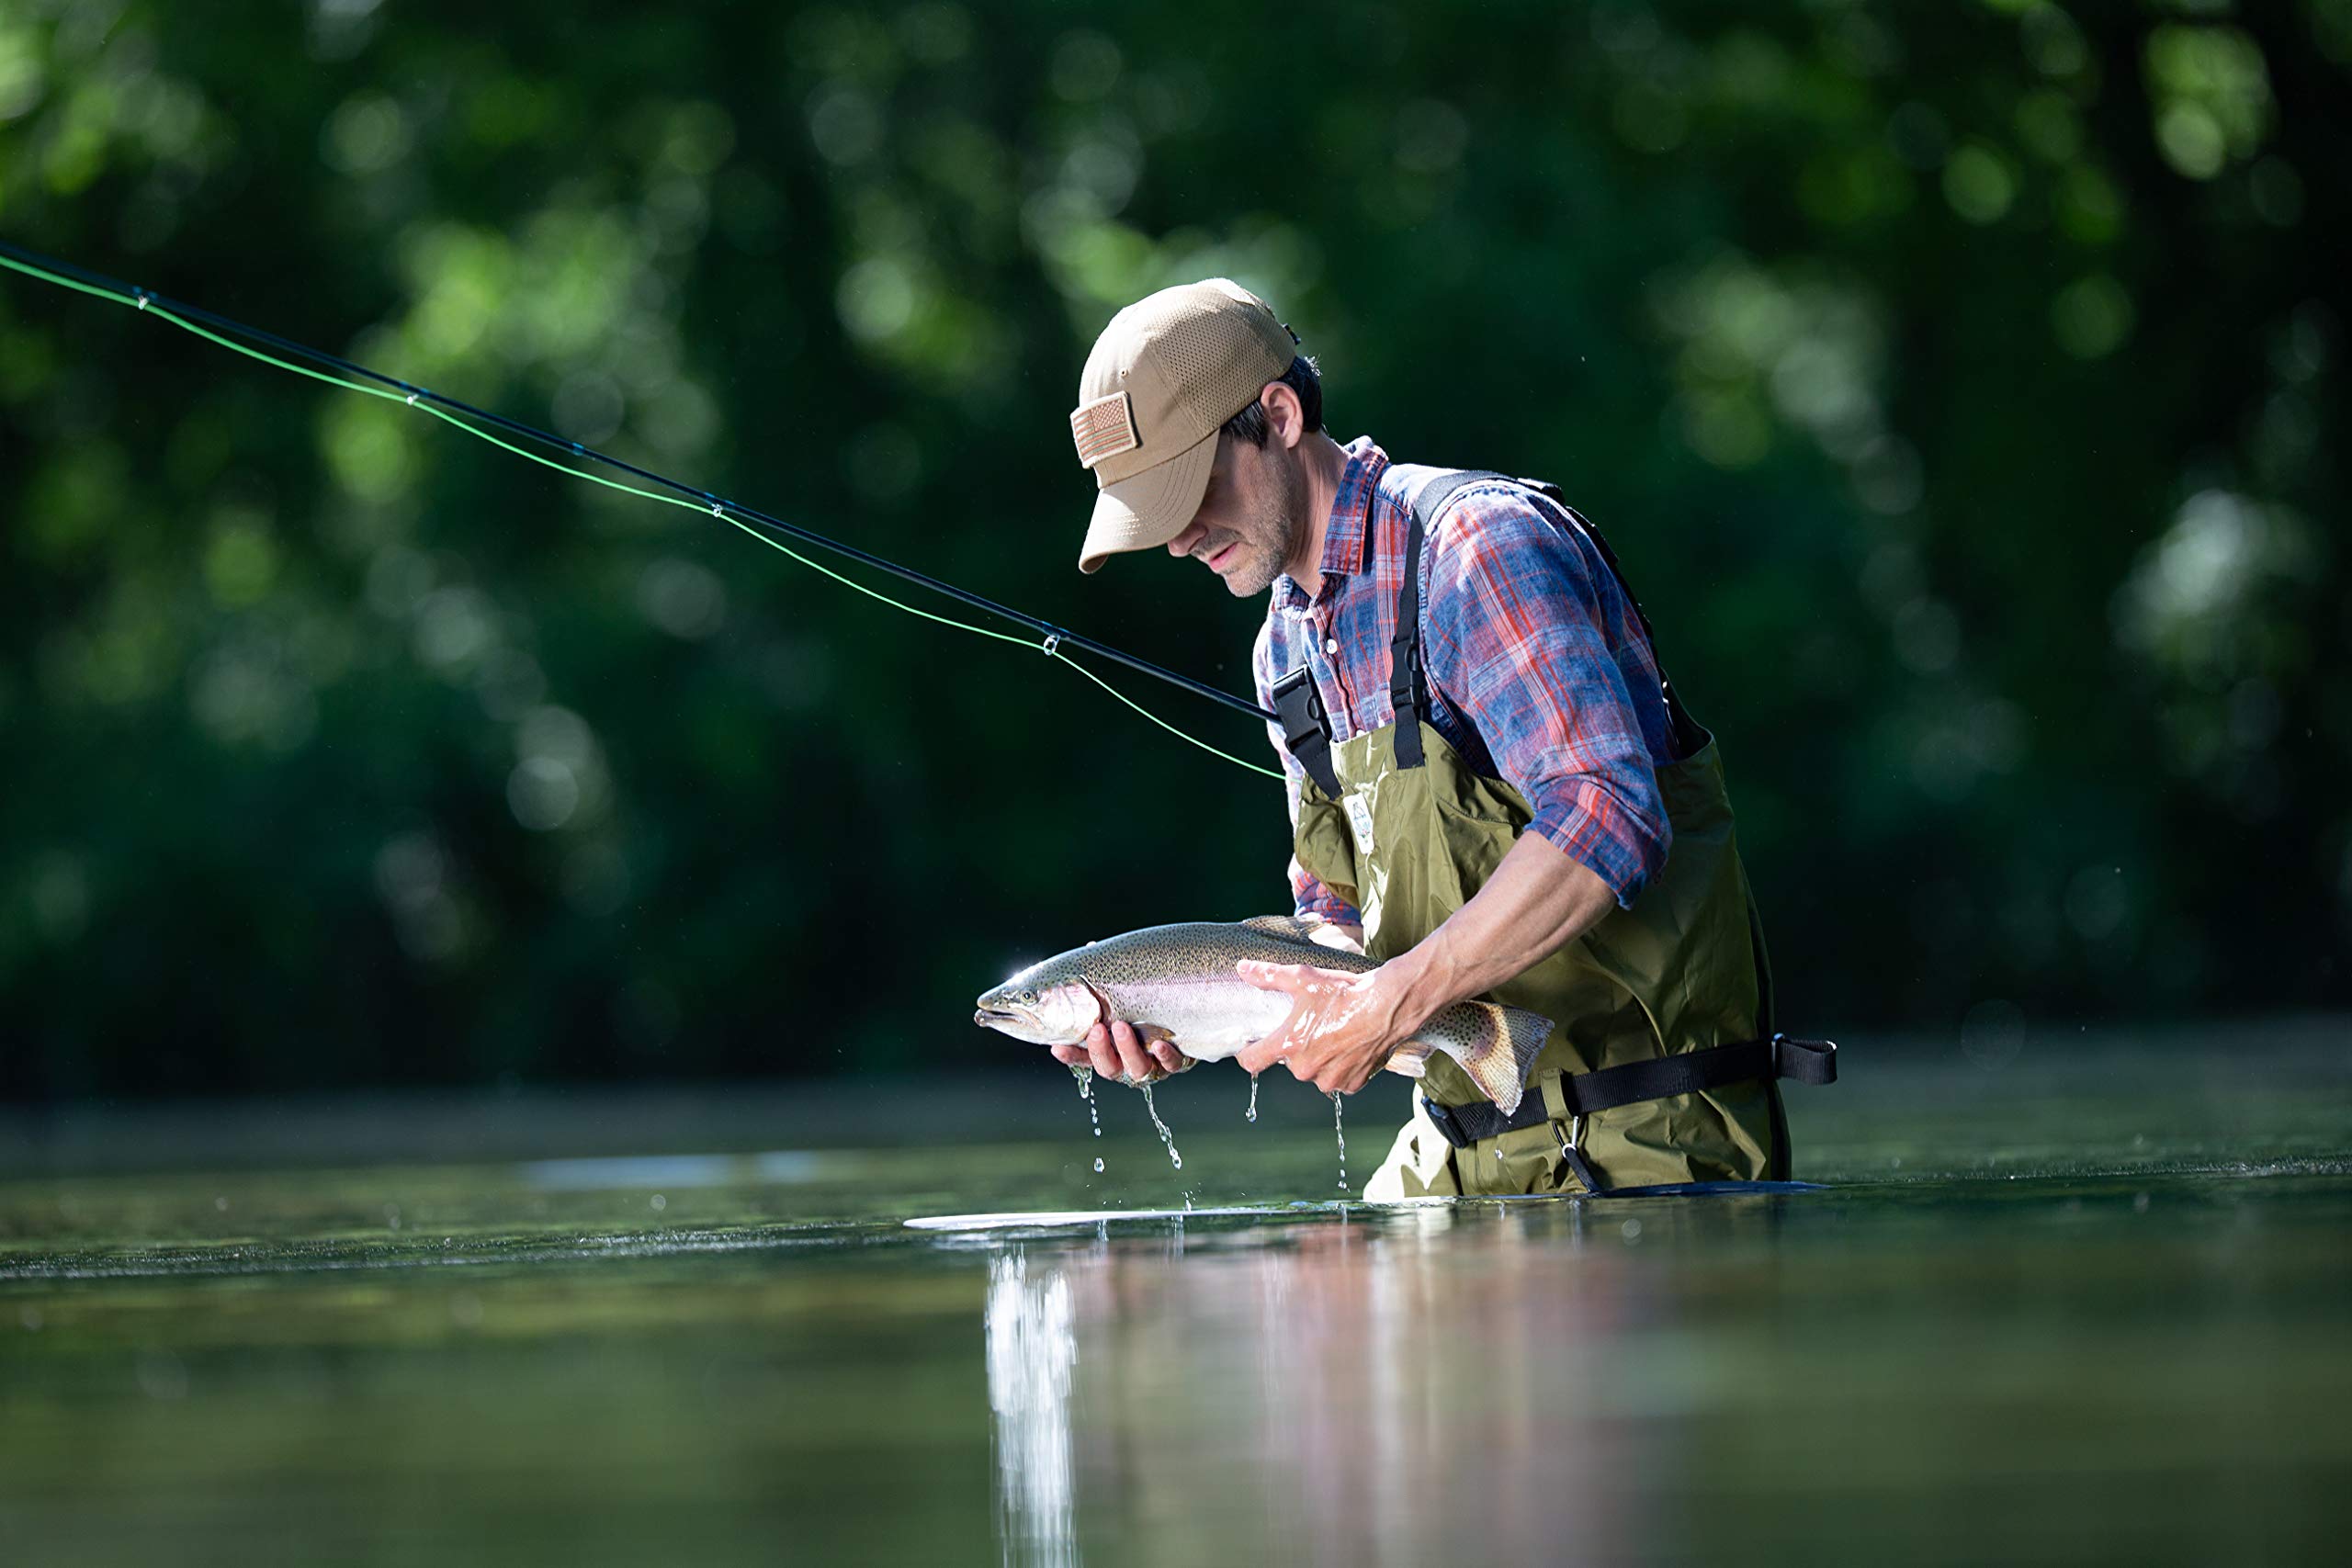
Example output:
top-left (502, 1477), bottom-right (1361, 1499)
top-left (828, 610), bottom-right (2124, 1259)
top-left (1271, 666), bottom-right (1342, 798)
top-left (1769, 1033), bottom-right (1838, 1085)
top-left (1419, 1095), bottom-right (1473, 1148)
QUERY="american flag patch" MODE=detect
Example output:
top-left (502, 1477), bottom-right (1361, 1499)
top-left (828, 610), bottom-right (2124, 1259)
top-left (1069, 390), bottom-right (1140, 468)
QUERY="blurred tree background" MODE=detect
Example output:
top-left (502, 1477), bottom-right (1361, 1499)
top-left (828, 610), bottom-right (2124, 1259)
top-left (0, 0), bottom-right (2343, 1100)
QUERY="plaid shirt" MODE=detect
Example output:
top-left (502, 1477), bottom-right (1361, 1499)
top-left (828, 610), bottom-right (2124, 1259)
top-left (1251, 437), bottom-right (1679, 923)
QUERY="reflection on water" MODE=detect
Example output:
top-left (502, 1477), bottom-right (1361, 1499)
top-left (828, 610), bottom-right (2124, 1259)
top-left (988, 1252), bottom-right (1079, 1568)
top-left (986, 1205), bottom-right (1651, 1565)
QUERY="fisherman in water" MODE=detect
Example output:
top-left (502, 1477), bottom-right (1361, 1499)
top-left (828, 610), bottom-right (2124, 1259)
top-left (1050, 279), bottom-right (1829, 1197)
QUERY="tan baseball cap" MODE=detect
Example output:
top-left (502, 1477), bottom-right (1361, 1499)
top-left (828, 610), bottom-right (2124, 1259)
top-left (1069, 278), bottom-right (1300, 573)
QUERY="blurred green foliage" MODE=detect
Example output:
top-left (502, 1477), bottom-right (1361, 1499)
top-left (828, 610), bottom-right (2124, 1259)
top-left (0, 0), bottom-right (2345, 1099)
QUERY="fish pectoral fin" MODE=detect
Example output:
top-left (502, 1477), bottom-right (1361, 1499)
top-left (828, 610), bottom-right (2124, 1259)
top-left (1384, 1042), bottom-right (1432, 1080)
top-left (1129, 1021), bottom-right (1200, 1068)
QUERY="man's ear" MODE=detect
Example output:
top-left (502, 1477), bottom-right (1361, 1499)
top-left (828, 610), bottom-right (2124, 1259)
top-left (1261, 382), bottom-right (1306, 450)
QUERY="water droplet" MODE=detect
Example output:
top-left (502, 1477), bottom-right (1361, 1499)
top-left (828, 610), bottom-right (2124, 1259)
top-left (650, 1193), bottom-right (667, 1212)
top-left (1246, 1073), bottom-right (1260, 1123)
top-left (1093, 1156), bottom-right (1104, 1173)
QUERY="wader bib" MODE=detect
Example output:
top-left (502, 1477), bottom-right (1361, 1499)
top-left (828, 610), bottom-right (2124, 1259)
top-left (1271, 469), bottom-right (1834, 1198)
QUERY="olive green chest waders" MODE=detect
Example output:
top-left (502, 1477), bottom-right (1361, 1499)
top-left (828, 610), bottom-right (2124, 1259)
top-left (1270, 469), bottom-right (1835, 1199)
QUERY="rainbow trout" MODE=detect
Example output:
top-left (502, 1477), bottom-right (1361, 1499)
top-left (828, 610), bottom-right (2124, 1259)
top-left (974, 917), bottom-right (1552, 1113)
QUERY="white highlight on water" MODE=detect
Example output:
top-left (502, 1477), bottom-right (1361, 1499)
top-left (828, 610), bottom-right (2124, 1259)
top-left (985, 1253), bottom-right (1078, 1568)
top-left (1138, 1083), bottom-right (1183, 1170)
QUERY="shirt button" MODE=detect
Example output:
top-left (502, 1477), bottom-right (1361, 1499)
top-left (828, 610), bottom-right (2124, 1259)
top-left (1325, 637), bottom-right (1340, 655)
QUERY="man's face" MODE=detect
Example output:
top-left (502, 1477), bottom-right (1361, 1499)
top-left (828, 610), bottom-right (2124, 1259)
top-left (1163, 431), bottom-right (1311, 597)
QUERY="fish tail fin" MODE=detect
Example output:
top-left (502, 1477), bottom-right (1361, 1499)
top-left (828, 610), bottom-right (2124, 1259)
top-left (1501, 1004), bottom-right (1554, 1085)
top-left (1434, 1001), bottom-right (1555, 1117)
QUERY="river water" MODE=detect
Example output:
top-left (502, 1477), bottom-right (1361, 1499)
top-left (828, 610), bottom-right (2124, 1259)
top-left (2, 1021), bottom-right (2346, 1564)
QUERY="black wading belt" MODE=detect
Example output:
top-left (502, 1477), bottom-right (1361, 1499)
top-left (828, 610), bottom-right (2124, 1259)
top-left (1419, 1032), bottom-right (1838, 1151)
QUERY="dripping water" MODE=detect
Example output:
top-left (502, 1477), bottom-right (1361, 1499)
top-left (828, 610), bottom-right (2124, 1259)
top-left (1138, 1083), bottom-right (1183, 1171)
top-left (1245, 1073), bottom-right (1260, 1123)
top-left (1332, 1092), bottom-right (1348, 1190)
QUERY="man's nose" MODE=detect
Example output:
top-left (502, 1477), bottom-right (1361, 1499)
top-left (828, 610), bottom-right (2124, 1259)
top-left (1165, 519), bottom-right (1205, 557)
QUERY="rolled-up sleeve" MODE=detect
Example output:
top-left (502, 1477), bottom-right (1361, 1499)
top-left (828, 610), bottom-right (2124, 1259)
top-left (1420, 489), bottom-right (1671, 907)
top-left (1253, 619), bottom-right (1363, 926)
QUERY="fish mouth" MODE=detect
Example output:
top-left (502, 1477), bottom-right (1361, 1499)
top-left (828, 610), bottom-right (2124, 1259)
top-left (974, 1007), bottom-right (1017, 1028)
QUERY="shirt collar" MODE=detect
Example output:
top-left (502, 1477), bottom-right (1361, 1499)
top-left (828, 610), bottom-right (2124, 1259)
top-left (1275, 435), bottom-right (1386, 610)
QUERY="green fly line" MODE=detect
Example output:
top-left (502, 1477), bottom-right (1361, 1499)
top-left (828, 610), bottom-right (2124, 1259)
top-left (0, 248), bottom-right (1283, 782)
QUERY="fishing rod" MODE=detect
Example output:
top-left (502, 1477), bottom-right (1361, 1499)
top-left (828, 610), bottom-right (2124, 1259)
top-left (0, 237), bottom-right (1283, 774)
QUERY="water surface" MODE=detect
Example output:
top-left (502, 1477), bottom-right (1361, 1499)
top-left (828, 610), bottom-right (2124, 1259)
top-left (3, 1022), bottom-right (2347, 1564)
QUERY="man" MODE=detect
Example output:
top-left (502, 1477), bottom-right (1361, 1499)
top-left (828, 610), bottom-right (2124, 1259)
top-left (1050, 278), bottom-right (1829, 1196)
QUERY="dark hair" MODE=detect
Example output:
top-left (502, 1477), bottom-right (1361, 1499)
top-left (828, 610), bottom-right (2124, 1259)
top-left (1219, 355), bottom-right (1324, 447)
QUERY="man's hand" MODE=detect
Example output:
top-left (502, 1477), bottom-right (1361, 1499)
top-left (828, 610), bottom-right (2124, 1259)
top-left (1232, 961), bottom-right (1430, 1096)
top-left (1049, 1020), bottom-right (1191, 1086)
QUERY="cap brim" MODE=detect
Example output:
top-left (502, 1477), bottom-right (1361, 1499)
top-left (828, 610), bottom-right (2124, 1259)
top-left (1077, 426), bottom-right (1217, 574)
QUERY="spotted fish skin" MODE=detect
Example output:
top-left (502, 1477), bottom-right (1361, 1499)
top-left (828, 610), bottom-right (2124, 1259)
top-left (974, 917), bottom-right (1552, 1114)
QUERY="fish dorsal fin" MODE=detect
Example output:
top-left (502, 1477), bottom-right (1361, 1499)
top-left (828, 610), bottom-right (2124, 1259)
top-left (1238, 914), bottom-right (1320, 943)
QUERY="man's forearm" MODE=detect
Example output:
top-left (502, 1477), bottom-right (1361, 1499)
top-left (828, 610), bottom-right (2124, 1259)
top-left (1381, 832), bottom-right (1620, 1028)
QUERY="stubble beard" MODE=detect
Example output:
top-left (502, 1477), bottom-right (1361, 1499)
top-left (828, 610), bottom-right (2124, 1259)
top-left (1228, 451), bottom-right (1314, 598)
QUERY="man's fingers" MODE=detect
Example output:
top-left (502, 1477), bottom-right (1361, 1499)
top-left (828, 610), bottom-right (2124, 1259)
top-left (1235, 1022), bottom-right (1293, 1077)
top-left (1109, 1021), bottom-right (1157, 1084)
top-left (1082, 1022), bottom-right (1123, 1080)
top-left (1071, 1020), bottom-right (1193, 1085)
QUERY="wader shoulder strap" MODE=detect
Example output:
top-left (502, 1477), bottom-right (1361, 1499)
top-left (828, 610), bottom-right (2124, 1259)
top-left (1419, 1033), bottom-right (1838, 1151)
top-left (1268, 465), bottom-right (1521, 790)
top-left (1398, 469), bottom-right (1710, 762)
top-left (1393, 469), bottom-right (1505, 768)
